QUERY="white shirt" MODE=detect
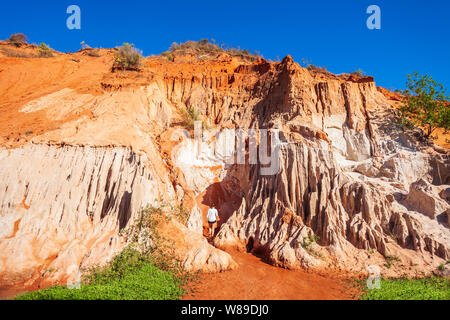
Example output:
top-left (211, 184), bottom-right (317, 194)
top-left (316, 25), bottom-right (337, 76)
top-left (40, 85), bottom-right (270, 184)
top-left (207, 208), bottom-right (218, 222)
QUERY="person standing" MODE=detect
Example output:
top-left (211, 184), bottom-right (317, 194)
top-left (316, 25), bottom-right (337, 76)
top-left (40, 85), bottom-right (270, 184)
top-left (206, 204), bottom-right (219, 238)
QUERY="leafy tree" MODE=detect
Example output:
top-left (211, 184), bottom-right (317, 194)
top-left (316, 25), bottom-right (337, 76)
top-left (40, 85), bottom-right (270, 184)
top-left (399, 72), bottom-right (449, 139)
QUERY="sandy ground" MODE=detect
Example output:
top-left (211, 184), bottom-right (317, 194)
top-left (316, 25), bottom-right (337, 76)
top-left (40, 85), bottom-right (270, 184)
top-left (0, 287), bottom-right (28, 300)
top-left (0, 181), bottom-right (356, 301)
top-left (183, 250), bottom-right (356, 300)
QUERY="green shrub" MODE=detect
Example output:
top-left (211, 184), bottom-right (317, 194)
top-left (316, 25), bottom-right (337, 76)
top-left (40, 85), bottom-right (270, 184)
top-left (174, 204), bottom-right (190, 226)
top-left (438, 260), bottom-right (449, 272)
top-left (180, 106), bottom-right (209, 130)
top-left (307, 64), bottom-right (327, 72)
top-left (114, 43), bottom-right (143, 71)
top-left (384, 255), bottom-right (401, 269)
top-left (360, 277), bottom-right (450, 300)
top-left (37, 43), bottom-right (53, 57)
top-left (80, 41), bottom-right (90, 49)
top-left (351, 69), bottom-right (365, 77)
top-left (301, 233), bottom-right (320, 249)
top-left (300, 59), bottom-right (327, 73)
top-left (15, 248), bottom-right (184, 300)
top-left (160, 51), bottom-right (174, 62)
top-left (300, 58), bottom-right (311, 68)
top-left (169, 39), bottom-right (222, 55)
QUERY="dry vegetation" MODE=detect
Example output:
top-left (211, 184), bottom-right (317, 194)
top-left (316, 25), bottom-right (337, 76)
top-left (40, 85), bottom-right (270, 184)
top-left (7, 33), bottom-right (28, 47)
top-left (0, 46), bottom-right (36, 58)
top-left (160, 39), bottom-right (261, 62)
top-left (80, 41), bottom-right (101, 57)
top-left (0, 34), bottom-right (56, 58)
top-left (113, 43), bottom-right (143, 71)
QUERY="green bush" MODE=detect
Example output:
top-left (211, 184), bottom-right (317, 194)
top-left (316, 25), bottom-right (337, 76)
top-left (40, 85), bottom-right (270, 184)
top-left (114, 43), bottom-right (143, 71)
top-left (384, 255), bottom-right (401, 269)
top-left (301, 233), bottom-right (320, 250)
top-left (307, 64), bottom-right (327, 72)
top-left (80, 41), bottom-right (90, 49)
top-left (300, 59), bottom-right (327, 72)
top-left (360, 277), bottom-right (450, 300)
top-left (179, 105), bottom-right (210, 130)
top-left (160, 51), bottom-right (174, 62)
top-left (37, 43), bottom-right (53, 57)
top-left (15, 248), bottom-right (184, 300)
top-left (181, 106), bottom-right (200, 128)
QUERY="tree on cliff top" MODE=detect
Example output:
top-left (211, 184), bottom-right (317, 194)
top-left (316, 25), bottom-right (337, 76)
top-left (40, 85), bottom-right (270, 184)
top-left (399, 72), bottom-right (449, 139)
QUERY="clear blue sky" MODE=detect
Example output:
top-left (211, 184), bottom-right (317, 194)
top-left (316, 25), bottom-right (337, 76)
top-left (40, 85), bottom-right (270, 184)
top-left (1, 0), bottom-right (449, 91)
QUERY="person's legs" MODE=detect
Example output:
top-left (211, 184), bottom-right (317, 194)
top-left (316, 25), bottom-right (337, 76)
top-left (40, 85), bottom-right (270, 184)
top-left (208, 222), bottom-right (213, 237)
top-left (208, 222), bottom-right (216, 238)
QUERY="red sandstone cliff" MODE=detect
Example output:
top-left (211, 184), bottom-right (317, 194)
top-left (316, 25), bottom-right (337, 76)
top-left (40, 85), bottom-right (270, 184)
top-left (0, 41), bottom-right (448, 292)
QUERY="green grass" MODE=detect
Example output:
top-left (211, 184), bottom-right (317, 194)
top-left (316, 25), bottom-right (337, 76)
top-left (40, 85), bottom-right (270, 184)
top-left (359, 277), bottom-right (450, 300)
top-left (15, 248), bottom-right (185, 300)
top-left (15, 264), bottom-right (183, 300)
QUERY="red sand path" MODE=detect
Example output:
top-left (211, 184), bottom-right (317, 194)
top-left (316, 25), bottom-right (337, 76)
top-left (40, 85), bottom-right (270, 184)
top-left (183, 250), bottom-right (355, 300)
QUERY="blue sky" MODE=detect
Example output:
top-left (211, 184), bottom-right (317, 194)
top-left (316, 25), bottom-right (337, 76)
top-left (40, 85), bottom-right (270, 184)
top-left (1, 0), bottom-right (449, 91)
